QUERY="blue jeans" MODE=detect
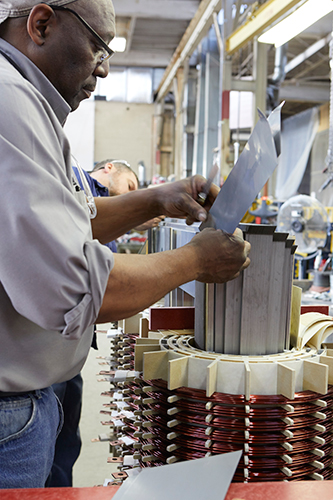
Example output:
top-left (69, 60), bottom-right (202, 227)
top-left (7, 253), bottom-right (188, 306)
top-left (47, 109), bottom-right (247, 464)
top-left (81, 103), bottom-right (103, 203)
top-left (0, 387), bottom-right (62, 489)
top-left (46, 373), bottom-right (83, 487)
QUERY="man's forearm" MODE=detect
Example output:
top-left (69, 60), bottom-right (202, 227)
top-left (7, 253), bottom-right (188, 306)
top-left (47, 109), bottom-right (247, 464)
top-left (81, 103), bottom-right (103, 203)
top-left (92, 189), bottom-right (161, 244)
top-left (96, 247), bottom-right (199, 323)
top-left (96, 226), bottom-right (251, 323)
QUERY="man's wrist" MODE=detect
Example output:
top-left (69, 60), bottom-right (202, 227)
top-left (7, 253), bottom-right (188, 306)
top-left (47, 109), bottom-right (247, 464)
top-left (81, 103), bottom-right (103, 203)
top-left (144, 185), bottom-right (164, 217)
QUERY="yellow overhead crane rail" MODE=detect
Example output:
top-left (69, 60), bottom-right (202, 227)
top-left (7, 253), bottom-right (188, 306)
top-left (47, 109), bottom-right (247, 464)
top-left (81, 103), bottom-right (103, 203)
top-left (226, 0), bottom-right (303, 55)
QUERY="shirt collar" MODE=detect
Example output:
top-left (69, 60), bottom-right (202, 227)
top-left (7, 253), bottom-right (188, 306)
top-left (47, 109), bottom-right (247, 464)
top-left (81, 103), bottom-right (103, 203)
top-left (0, 38), bottom-right (71, 126)
top-left (90, 176), bottom-right (109, 197)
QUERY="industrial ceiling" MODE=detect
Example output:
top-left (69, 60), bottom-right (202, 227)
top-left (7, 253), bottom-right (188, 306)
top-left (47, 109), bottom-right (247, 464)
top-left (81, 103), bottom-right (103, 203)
top-left (110, 0), bottom-right (333, 116)
top-left (111, 0), bottom-right (201, 67)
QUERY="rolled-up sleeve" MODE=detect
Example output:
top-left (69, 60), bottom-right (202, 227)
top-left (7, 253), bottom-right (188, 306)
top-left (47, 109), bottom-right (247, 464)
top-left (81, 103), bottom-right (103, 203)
top-left (63, 240), bottom-right (113, 339)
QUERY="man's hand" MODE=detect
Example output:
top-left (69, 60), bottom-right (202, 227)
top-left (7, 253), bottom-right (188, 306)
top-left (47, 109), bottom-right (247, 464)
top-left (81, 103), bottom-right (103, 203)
top-left (153, 175), bottom-right (219, 224)
top-left (188, 227), bottom-right (251, 283)
top-left (92, 176), bottom-right (218, 244)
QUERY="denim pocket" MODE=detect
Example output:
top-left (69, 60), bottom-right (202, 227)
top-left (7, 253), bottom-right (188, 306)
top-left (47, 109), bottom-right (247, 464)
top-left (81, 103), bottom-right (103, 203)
top-left (0, 395), bottom-right (34, 444)
top-left (53, 392), bottom-right (64, 439)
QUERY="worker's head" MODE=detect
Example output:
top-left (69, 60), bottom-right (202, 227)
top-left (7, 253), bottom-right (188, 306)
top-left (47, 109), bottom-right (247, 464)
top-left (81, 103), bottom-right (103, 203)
top-left (91, 159), bottom-right (139, 196)
top-left (0, 0), bottom-right (115, 110)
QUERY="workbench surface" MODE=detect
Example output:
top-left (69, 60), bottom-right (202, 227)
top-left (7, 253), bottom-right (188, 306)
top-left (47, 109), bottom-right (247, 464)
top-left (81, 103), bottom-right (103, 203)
top-left (0, 481), bottom-right (333, 499)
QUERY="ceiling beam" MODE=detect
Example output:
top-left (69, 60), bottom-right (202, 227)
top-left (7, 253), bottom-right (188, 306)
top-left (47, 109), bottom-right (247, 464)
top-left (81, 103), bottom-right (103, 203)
top-left (124, 17), bottom-right (137, 53)
top-left (232, 0), bottom-right (243, 32)
top-left (292, 57), bottom-right (330, 80)
top-left (112, 0), bottom-right (200, 20)
top-left (285, 33), bottom-right (332, 74)
top-left (231, 79), bottom-right (256, 92)
top-left (156, 0), bottom-right (222, 101)
top-left (280, 81), bottom-right (330, 102)
top-left (226, 0), bottom-right (302, 55)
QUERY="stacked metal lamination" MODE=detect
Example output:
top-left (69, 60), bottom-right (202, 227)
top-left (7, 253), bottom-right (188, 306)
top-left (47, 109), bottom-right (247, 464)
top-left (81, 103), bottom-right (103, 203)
top-left (195, 224), bottom-right (297, 355)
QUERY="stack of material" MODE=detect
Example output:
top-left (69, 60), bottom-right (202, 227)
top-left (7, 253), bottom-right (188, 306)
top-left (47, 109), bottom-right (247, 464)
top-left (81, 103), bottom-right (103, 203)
top-left (195, 224), bottom-right (296, 355)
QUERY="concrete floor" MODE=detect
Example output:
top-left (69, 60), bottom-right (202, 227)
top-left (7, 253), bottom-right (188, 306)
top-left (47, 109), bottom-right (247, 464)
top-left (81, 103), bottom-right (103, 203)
top-left (73, 325), bottom-right (118, 487)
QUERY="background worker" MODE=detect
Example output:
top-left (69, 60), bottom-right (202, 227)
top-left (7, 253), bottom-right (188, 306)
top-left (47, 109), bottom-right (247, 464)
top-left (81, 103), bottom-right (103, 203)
top-left (0, 0), bottom-right (250, 489)
top-left (86, 159), bottom-right (163, 231)
top-left (89, 158), bottom-right (139, 196)
top-left (73, 159), bottom-right (139, 252)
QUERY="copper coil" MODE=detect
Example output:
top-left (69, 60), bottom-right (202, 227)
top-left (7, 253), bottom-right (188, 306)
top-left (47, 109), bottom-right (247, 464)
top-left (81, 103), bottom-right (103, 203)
top-left (139, 438), bottom-right (169, 454)
top-left (140, 396), bottom-right (333, 425)
top-left (232, 464), bottom-right (332, 482)
top-left (139, 449), bottom-right (168, 463)
top-left (139, 413), bottom-right (333, 443)
top-left (143, 378), bottom-right (333, 406)
top-left (122, 334), bottom-right (139, 342)
top-left (124, 378), bottom-right (333, 482)
top-left (139, 403), bottom-right (333, 430)
top-left (237, 452), bottom-right (327, 469)
top-left (239, 453), bottom-right (333, 476)
top-left (140, 461), bottom-right (164, 468)
top-left (140, 398), bottom-right (293, 419)
top-left (319, 468), bottom-right (333, 480)
top-left (171, 450), bottom-right (206, 461)
top-left (137, 416), bottom-right (332, 446)
top-left (166, 411), bottom-right (328, 432)
top-left (121, 420), bottom-right (138, 433)
top-left (141, 430), bottom-right (332, 465)
top-left (143, 394), bottom-right (333, 419)
top-left (158, 432), bottom-right (332, 457)
top-left (123, 417), bottom-right (332, 458)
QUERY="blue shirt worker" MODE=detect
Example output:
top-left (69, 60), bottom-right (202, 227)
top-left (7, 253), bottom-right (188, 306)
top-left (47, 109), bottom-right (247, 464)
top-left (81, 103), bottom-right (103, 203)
top-left (74, 159), bottom-right (139, 252)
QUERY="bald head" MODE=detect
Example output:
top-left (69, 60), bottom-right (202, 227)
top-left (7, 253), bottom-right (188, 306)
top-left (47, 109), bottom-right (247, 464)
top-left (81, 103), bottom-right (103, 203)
top-left (73, 0), bottom-right (115, 22)
top-left (0, 0), bottom-right (115, 25)
top-left (0, 0), bottom-right (78, 24)
top-left (0, 0), bottom-right (116, 110)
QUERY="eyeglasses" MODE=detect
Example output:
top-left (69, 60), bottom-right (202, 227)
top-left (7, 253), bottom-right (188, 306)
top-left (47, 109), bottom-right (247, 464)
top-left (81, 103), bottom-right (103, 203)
top-left (49, 4), bottom-right (114, 63)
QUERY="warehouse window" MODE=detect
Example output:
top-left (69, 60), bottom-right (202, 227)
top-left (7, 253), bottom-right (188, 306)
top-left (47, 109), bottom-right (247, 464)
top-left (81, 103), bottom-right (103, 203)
top-left (93, 67), bottom-right (164, 104)
top-left (229, 91), bottom-right (253, 130)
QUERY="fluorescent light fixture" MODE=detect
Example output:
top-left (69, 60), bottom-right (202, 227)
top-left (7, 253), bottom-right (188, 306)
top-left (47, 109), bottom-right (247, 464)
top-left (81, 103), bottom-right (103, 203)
top-left (110, 37), bottom-right (127, 53)
top-left (258, 0), bottom-right (333, 47)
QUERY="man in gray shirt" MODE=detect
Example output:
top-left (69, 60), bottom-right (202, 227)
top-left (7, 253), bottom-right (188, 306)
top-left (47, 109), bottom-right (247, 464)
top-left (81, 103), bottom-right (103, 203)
top-left (0, 0), bottom-right (250, 488)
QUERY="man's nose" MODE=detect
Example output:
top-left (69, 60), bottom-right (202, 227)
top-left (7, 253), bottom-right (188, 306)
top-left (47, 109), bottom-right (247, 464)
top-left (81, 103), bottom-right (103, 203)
top-left (94, 60), bottom-right (109, 78)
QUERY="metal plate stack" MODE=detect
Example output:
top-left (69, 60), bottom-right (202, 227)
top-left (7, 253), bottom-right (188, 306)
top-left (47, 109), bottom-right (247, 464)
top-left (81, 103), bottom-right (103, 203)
top-left (195, 224), bottom-right (296, 355)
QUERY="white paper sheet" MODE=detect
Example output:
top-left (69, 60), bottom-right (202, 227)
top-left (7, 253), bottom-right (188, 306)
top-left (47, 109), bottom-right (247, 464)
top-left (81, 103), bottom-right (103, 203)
top-left (111, 450), bottom-right (242, 500)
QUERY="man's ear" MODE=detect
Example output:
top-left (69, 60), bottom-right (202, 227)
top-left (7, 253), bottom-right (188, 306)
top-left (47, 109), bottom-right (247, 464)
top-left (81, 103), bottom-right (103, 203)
top-left (104, 162), bottom-right (114, 174)
top-left (26, 4), bottom-right (56, 46)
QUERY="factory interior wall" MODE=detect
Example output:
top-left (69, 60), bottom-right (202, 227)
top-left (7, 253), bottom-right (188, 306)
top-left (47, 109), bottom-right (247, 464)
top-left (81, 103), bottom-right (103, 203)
top-left (94, 101), bottom-right (156, 182)
top-left (64, 100), bottom-right (95, 172)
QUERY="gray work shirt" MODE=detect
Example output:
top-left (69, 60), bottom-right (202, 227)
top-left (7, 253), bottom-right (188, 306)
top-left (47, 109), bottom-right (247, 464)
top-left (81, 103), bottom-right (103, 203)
top-left (0, 39), bottom-right (114, 392)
